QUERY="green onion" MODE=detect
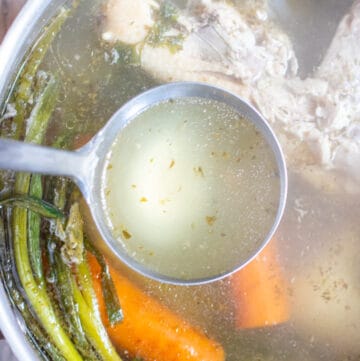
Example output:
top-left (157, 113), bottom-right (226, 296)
top-left (12, 8), bottom-right (70, 140)
top-left (0, 218), bottom-right (65, 361)
top-left (8, 286), bottom-right (66, 361)
top-left (54, 251), bottom-right (97, 358)
top-left (85, 239), bottom-right (123, 326)
top-left (13, 74), bottom-right (83, 361)
top-left (49, 180), bottom-right (101, 360)
top-left (28, 175), bottom-right (44, 284)
top-left (67, 203), bottom-right (122, 360)
top-left (145, 1), bottom-right (184, 53)
top-left (0, 195), bottom-right (64, 219)
top-left (72, 271), bottom-right (122, 361)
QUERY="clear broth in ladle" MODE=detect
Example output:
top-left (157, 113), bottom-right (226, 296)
top-left (101, 97), bottom-right (280, 280)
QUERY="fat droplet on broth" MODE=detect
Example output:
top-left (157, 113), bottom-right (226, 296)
top-left (101, 97), bottom-right (280, 279)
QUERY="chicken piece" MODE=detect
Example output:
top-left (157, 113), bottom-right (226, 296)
top-left (252, 1), bottom-right (360, 193)
top-left (315, 0), bottom-right (360, 188)
top-left (101, 0), bottom-right (360, 193)
top-left (141, 0), bottom-right (297, 87)
top-left (102, 0), bottom-right (159, 44)
top-left (101, 0), bottom-right (296, 125)
top-left (251, 75), bottom-right (360, 194)
top-left (317, 0), bottom-right (360, 89)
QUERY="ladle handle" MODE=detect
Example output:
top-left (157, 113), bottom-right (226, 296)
top-left (0, 138), bottom-right (87, 181)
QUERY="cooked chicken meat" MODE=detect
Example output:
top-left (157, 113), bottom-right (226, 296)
top-left (316, 1), bottom-right (360, 184)
top-left (102, 0), bottom-right (159, 44)
top-left (140, 0), bottom-right (297, 91)
top-left (101, 0), bottom-right (360, 194)
top-left (254, 1), bottom-right (360, 193)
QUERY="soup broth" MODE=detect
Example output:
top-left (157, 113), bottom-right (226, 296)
top-left (1, 0), bottom-right (360, 360)
top-left (101, 98), bottom-right (280, 280)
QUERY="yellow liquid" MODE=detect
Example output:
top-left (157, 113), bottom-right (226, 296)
top-left (101, 98), bottom-right (280, 280)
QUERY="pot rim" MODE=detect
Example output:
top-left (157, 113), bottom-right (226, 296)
top-left (0, 1), bottom-right (62, 360)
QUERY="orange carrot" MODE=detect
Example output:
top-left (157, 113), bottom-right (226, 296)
top-left (88, 253), bottom-right (225, 361)
top-left (230, 239), bottom-right (290, 329)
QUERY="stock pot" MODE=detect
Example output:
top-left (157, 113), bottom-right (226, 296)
top-left (0, 1), bottom-right (359, 360)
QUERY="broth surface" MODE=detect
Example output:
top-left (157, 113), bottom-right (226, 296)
top-left (1, 0), bottom-right (360, 360)
top-left (101, 98), bottom-right (280, 280)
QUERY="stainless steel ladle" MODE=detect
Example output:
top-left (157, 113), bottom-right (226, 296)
top-left (0, 82), bottom-right (288, 285)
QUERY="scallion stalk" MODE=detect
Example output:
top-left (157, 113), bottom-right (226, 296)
top-left (13, 75), bottom-right (83, 361)
top-left (85, 239), bottom-right (123, 326)
top-left (0, 194), bottom-right (64, 220)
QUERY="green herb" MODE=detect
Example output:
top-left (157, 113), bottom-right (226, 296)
top-left (0, 218), bottom-right (66, 361)
top-left (12, 8), bottom-right (70, 140)
top-left (146, 1), bottom-right (184, 53)
top-left (60, 202), bottom-right (84, 265)
top-left (75, 237), bottom-right (122, 360)
top-left (160, 1), bottom-right (180, 23)
top-left (3, 2), bottom-right (126, 360)
top-left (25, 74), bottom-right (59, 144)
top-left (50, 246), bottom-right (102, 360)
top-left (113, 43), bottom-right (141, 65)
top-left (2, 8), bottom-right (85, 357)
top-left (85, 238), bottom-right (123, 326)
top-left (0, 194), bottom-right (64, 219)
top-left (28, 175), bottom-right (45, 284)
top-left (12, 73), bottom-right (83, 360)
top-left (54, 199), bottom-right (122, 360)
top-left (48, 181), bottom-right (101, 360)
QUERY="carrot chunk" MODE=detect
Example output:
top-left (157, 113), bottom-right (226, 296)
top-left (88, 253), bottom-right (225, 361)
top-left (230, 239), bottom-right (290, 329)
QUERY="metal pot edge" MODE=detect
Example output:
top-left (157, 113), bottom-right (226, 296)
top-left (0, 1), bottom-right (65, 360)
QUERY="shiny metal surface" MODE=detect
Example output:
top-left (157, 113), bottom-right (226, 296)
top-left (0, 0), bottom-right (26, 42)
top-left (0, 2), bottom-right (66, 360)
top-left (90, 82), bottom-right (288, 285)
top-left (0, 82), bottom-right (288, 285)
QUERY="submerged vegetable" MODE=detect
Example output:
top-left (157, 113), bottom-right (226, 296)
top-left (2, 0), bottom-right (360, 360)
top-left (0, 194), bottom-right (64, 219)
top-left (50, 179), bottom-right (89, 354)
top-left (72, 209), bottom-right (122, 361)
top-left (0, 219), bottom-right (66, 361)
top-left (28, 175), bottom-right (44, 284)
top-left (230, 239), bottom-right (290, 329)
top-left (0, 8), bottom-right (88, 360)
top-left (12, 74), bottom-right (83, 360)
top-left (11, 8), bottom-right (70, 140)
top-left (50, 182), bottom-right (120, 360)
top-left (85, 239), bottom-right (123, 326)
top-left (88, 253), bottom-right (225, 361)
top-left (50, 250), bottom-right (99, 360)
top-left (146, 2), bottom-right (184, 53)
top-left (2, 5), bottom-right (125, 359)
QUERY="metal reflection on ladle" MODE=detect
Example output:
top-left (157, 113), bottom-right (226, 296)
top-left (0, 82), bottom-right (287, 285)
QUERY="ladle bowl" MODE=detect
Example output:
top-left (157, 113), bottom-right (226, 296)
top-left (0, 82), bottom-right (288, 285)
